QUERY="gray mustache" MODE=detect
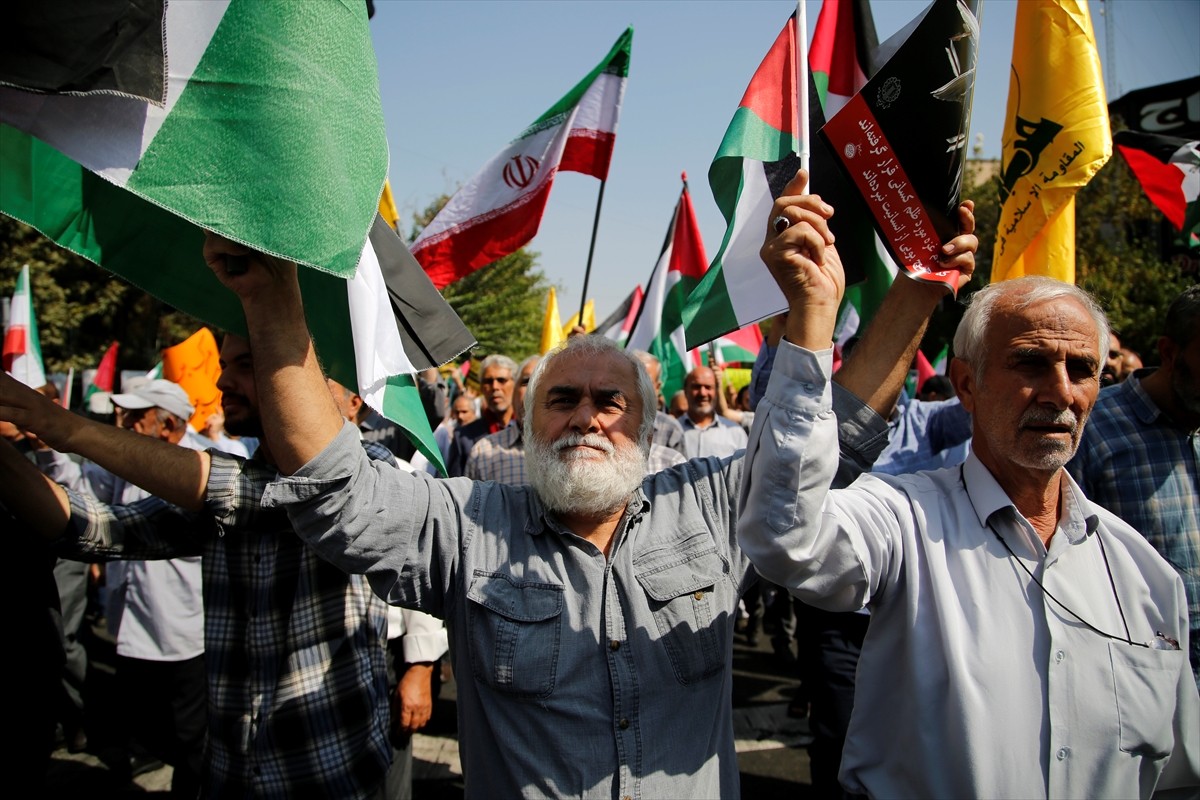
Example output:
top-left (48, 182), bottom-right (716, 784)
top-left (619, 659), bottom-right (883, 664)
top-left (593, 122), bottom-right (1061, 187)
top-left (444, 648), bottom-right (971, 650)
top-left (1019, 408), bottom-right (1077, 431)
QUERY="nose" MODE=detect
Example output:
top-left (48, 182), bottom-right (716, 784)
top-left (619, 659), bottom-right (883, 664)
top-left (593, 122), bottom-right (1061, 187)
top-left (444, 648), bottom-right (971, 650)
top-left (1037, 363), bottom-right (1072, 410)
top-left (567, 399), bottom-right (601, 434)
top-left (216, 369), bottom-right (232, 393)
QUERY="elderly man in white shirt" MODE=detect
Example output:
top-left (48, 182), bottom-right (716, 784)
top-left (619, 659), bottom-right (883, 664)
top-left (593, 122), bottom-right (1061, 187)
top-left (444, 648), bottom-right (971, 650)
top-left (739, 186), bottom-right (1200, 799)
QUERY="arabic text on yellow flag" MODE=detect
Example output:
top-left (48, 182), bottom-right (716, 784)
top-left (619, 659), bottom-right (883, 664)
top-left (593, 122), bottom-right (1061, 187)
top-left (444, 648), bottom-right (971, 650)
top-left (562, 299), bottom-right (596, 337)
top-left (162, 327), bottom-right (221, 431)
top-left (540, 287), bottom-right (565, 354)
top-left (992, 0), bottom-right (1110, 284)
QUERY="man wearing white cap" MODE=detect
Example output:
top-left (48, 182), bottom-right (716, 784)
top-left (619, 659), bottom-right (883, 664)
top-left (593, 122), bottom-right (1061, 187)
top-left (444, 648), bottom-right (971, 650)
top-left (86, 378), bottom-right (207, 797)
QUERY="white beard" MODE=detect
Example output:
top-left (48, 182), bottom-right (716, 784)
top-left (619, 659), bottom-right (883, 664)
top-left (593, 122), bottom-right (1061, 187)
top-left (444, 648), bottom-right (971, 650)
top-left (526, 431), bottom-right (646, 518)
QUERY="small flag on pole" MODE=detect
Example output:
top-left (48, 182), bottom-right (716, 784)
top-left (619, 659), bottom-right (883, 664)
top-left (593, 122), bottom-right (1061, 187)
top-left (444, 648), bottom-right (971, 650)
top-left (412, 29), bottom-right (632, 289)
top-left (2, 264), bottom-right (46, 388)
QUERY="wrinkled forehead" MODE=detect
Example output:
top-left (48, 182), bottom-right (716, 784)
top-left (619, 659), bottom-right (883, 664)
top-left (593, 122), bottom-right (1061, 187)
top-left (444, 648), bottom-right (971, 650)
top-left (989, 296), bottom-right (1101, 357)
top-left (538, 350), bottom-right (639, 396)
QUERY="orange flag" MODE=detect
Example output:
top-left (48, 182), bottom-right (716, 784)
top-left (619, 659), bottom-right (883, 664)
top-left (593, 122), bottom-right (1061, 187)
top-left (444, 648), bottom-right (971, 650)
top-left (162, 328), bottom-right (222, 431)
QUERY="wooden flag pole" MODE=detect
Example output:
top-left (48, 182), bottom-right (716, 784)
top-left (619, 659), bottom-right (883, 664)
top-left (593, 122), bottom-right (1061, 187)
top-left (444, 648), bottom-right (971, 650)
top-left (577, 179), bottom-right (609, 327)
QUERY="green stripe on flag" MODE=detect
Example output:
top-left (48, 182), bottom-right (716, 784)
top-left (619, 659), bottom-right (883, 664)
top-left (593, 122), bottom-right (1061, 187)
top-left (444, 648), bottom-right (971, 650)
top-left (527, 27), bottom-right (632, 131)
top-left (125, 0), bottom-right (386, 278)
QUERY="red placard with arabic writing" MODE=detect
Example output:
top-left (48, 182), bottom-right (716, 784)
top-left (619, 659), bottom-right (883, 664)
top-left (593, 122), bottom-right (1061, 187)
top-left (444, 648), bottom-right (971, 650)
top-left (821, 94), bottom-right (959, 292)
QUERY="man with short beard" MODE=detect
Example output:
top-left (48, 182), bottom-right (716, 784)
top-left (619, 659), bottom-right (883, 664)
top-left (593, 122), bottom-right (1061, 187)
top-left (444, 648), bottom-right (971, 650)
top-left (1070, 284), bottom-right (1200, 684)
top-left (679, 365), bottom-right (747, 459)
top-left (741, 275), bottom-right (1199, 797)
top-left (0, 334), bottom-right (396, 799)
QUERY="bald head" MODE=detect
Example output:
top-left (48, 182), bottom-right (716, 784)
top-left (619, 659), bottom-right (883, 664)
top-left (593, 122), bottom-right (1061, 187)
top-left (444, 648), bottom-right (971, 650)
top-left (683, 366), bottom-right (717, 425)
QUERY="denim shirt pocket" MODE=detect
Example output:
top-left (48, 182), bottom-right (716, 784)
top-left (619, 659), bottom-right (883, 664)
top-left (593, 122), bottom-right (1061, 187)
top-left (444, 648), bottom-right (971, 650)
top-left (635, 543), bottom-right (728, 685)
top-left (1109, 641), bottom-right (1183, 760)
top-left (466, 571), bottom-right (564, 699)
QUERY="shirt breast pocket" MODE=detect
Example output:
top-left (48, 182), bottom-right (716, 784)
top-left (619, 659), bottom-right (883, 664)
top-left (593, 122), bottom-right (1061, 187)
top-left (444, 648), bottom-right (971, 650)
top-left (466, 571), bottom-right (564, 699)
top-left (1109, 641), bottom-right (1184, 760)
top-left (635, 545), bottom-right (729, 685)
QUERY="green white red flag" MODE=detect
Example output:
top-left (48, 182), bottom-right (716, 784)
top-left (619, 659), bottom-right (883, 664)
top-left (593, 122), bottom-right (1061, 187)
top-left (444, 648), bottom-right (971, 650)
top-left (0, 0), bottom-right (472, 471)
top-left (85, 341), bottom-right (119, 404)
top-left (2, 264), bottom-right (46, 389)
top-left (683, 3), bottom-right (884, 348)
top-left (627, 177), bottom-right (708, 401)
top-left (412, 29), bottom-right (632, 290)
top-left (597, 285), bottom-right (643, 347)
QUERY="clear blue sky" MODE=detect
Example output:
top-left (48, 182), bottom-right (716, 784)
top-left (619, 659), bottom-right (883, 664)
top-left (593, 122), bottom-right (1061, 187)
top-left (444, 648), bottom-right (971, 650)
top-left (369, 0), bottom-right (1199, 324)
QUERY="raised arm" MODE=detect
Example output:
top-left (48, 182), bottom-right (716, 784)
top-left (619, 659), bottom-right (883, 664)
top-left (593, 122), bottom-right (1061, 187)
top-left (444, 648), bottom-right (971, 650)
top-left (0, 372), bottom-right (209, 510)
top-left (202, 234), bottom-right (343, 474)
top-left (833, 201), bottom-right (976, 417)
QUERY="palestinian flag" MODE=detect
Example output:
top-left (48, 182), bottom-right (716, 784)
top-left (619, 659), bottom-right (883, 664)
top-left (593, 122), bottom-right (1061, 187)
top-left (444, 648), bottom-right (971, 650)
top-left (85, 341), bottom-right (119, 404)
top-left (697, 324), bottom-right (765, 367)
top-left (0, 1), bottom-right (473, 471)
top-left (412, 29), bottom-right (632, 289)
top-left (627, 178), bottom-right (708, 401)
top-left (2, 264), bottom-right (46, 389)
top-left (598, 285), bottom-right (643, 347)
top-left (1114, 130), bottom-right (1200, 248)
top-left (683, 4), bottom-right (881, 348)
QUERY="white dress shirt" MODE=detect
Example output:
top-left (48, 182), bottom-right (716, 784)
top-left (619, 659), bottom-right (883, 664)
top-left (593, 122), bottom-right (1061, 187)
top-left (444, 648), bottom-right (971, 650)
top-left (739, 341), bottom-right (1200, 799)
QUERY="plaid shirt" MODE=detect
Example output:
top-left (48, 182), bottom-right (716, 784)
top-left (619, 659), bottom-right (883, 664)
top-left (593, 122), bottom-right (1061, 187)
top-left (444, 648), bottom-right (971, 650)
top-left (57, 443), bottom-right (394, 799)
top-left (465, 423), bottom-right (527, 484)
top-left (1067, 370), bottom-right (1200, 681)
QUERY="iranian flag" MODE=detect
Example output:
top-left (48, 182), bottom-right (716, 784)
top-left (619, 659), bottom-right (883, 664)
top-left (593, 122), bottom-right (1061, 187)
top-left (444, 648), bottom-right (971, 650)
top-left (627, 178), bottom-right (708, 401)
top-left (412, 28), bottom-right (632, 289)
top-left (683, 3), bottom-right (884, 348)
top-left (85, 342), bottom-right (119, 404)
top-left (3, 264), bottom-right (46, 389)
top-left (0, 1), bottom-right (473, 471)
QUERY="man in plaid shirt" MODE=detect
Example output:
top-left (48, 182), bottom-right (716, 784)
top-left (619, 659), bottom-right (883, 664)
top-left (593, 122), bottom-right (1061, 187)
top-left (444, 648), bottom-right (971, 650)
top-left (0, 334), bottom-right (394, 799)
top-left (1069, 285), bottom-right (1200, 684)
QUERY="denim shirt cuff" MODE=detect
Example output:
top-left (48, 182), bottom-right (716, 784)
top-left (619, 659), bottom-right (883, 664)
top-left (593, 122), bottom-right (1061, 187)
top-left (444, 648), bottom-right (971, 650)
top-left (261, 421), bottom-right (362, 508)
top-left (831, 384), bottom-right (890, 465)
top-left (764, 339), bottom-right (834, 414)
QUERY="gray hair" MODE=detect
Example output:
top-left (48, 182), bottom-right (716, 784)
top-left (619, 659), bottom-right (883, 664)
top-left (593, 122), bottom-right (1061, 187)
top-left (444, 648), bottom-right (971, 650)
top-left (953, 277), bottom-right (1110, 377)
top-left (517, 354), bottom-right (541, 377)
top-left (524, 336), bottom-right (657, 449)
top-left (480, 354), bottom-right (518, 375)
top-left (1165, 285), bottom-right (1200, 348)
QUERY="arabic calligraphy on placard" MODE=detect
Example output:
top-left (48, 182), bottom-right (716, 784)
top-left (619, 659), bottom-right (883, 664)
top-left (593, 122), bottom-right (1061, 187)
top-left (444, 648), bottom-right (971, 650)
top-left (823, 95), bottom-right (955, 289)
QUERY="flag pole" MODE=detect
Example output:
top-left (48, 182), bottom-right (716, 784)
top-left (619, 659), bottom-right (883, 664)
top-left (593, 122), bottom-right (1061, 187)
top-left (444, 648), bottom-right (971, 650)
top-left (577, 179), bottom-right (609, 325)
top-left (797, 0), bottom-right (810, 175)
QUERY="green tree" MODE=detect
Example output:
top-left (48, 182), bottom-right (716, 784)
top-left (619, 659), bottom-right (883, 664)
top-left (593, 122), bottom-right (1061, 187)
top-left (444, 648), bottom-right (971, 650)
top-left (410, 197), bottom-right (551, 360)
top-left (1, 216), bottom-right (200, 374)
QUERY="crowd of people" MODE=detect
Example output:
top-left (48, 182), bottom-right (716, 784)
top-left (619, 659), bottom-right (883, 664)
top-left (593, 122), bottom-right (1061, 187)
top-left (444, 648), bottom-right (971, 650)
top-left (1, 170), bottom-right (1196, 799)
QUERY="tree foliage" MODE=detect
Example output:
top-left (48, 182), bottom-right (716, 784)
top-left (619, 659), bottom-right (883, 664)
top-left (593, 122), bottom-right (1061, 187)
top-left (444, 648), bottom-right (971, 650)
top-left (0, 216), bottom-right (199, 374)
top-left (410, 197), bottom-right (551, 360)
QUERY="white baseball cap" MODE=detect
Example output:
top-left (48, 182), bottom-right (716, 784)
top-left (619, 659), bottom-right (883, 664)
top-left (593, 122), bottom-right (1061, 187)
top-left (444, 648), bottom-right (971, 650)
top-left (111, 379), bottom-right (194, 421)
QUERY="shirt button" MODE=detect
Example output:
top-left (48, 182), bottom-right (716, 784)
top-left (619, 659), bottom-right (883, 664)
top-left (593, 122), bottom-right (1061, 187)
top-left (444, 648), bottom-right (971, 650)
top-left (610, 640), bottom-right (621, 651)
top-left (1054, 650), bottom-right (1064, 663)
top-left (1057, 746), bottom-right (1069, 761)
top-left (693, 591), bottom-right (705, 601)
top-left (802, 382), bottom-right (815, 393)
top-left (619, 718), bottom-right (629, 729)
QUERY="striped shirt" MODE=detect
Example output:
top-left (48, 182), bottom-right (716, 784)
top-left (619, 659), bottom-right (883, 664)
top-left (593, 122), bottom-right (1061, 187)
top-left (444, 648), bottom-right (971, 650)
top-left (1068, 369), bottom-right (1200, 682)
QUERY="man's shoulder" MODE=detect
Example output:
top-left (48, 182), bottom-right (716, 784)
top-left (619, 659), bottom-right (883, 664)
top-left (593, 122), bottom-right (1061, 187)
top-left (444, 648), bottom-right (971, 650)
top-left (1086, 499), bottom-right (1185, 587)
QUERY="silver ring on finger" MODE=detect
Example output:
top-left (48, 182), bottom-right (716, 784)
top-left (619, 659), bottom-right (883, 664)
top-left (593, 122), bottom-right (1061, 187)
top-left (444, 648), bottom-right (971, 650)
top-left (772, 215), bottom-right (791, 234)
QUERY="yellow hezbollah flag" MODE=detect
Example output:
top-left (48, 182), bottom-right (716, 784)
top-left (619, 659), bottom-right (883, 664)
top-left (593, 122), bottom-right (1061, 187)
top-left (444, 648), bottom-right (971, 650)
top-left (562, 299), bottom-right (595, 337)
top-left (993, 0), bottom-right (1110, 284)
top-left (161, 327), bottom-right (222, 431)
top-left (540, 287), bottom-right (565, 354)
top-left (378, 180), bottom-right (400, 232)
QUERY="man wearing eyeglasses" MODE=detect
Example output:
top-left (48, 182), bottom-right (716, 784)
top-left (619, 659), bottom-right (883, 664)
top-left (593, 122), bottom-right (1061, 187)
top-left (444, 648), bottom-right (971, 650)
top-left (740, 236), bottom-right (1200, 798)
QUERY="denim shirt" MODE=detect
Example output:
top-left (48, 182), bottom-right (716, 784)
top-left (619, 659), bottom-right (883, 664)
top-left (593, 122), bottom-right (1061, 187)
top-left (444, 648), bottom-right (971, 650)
top-left (262, 383), bottom-right (885, 800)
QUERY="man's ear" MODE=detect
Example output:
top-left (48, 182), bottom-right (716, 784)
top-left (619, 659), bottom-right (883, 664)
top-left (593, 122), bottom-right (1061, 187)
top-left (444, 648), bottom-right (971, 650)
top-left (1156, 335), bottom-right (1178, 373)
top-left (949, 357), bottom-right (976, 415)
